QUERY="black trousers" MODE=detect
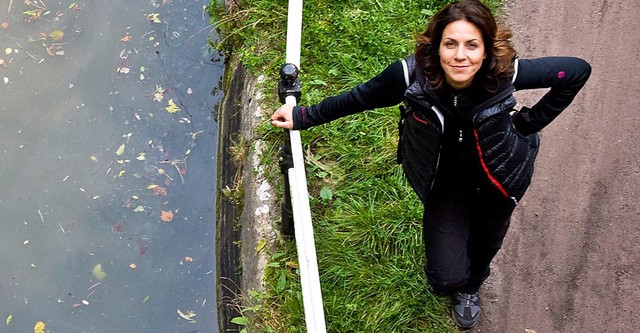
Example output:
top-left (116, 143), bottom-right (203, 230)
top-left (422, 185), bottom-right (515, 295)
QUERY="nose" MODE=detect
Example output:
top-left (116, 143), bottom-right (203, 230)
top-left (454, 45), bottom-right (466, 60)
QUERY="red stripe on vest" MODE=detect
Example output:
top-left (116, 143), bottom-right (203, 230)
top-left (412, 112), bottom-right (429, 125)
top-left (473, 129), bottom-right (509, 198)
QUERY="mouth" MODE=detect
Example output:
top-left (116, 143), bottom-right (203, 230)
top-left (451, 65), bottom-right (469, 70)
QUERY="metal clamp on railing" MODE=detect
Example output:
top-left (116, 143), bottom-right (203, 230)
top-left (278, 63), bottom-right (301, 104)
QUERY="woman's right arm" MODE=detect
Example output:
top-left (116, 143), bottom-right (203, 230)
top-left (271, 59), bottom-right (408, 130)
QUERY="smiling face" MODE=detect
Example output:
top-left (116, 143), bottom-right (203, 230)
top-left (439, 19), bottom-right (486, 90)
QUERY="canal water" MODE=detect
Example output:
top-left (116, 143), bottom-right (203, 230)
top-left (0, 0), bottom-right (223, 332)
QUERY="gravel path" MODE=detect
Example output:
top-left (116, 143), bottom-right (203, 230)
top-left (476, 1), bottom-right (640, 332)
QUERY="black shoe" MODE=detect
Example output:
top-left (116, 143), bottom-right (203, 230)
top-left (451, 292), bottom-right (481, 329)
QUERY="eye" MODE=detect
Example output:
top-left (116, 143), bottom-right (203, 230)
top-left (467, 42), bottom-right (478, 49)
top-left (443, 40), bottom-right (456, 49)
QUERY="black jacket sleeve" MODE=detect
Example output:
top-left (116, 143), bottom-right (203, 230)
top-left (292, 60), bottom-right (407, 130)
top-left (512, 57), bottom-right (592, 135)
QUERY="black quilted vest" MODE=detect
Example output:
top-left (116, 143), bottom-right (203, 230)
top-left (397, 58), bottom-right (539, 204)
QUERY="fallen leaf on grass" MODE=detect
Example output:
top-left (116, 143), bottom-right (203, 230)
top-left (34, 321), bottom-right (45, 333)
top-left (165, 99), bottom-right (180, 113)
top-left (161, 210), bottom-right (173, 222)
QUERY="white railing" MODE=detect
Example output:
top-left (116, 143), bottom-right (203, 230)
top-left (282, 1), bottom-right (327, 332)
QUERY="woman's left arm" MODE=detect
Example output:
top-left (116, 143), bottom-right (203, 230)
top-left (511, 57), bottom-right (592, 135)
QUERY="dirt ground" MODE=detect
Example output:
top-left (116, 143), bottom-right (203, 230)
top-left (477, 0), bottom-right (640, 332)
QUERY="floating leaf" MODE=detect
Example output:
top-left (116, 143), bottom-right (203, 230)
top-left (90, 155), bottom-right (98, 162)
top-left (115, 143), bottom-right (125, 156)
top-left (136, 152), bottom-right (146, 161)
top-left (153, 85), bottom-right (165, 102)
top-left (161, 210), bottom-right (173, 222)
top-left (92, 263), bottom-right (107, 280)
top-left (133, 206), bottom-right (145, 212)
top-left (6, 314), bottom-right (12, 326)
top-left (50, 30), bottom-right (64, 41)
top-left (165, 99), bottom-right (180, 113)
top-left (142, 295), bottom-right (150, 303)
top-left (34, 321), bottom-right (45, 333)
top-left (148, 13), bottom-right (161, 24)
top-left (177, 309), bottom-right (196, 323)
top-left (68, 3), bottom-right (76, 9)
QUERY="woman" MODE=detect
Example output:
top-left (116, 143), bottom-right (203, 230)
top-left (271, 0), bottom-right (590, 329)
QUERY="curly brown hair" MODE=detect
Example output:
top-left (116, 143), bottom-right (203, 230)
top-left (415, 0), bottom-right (516, 91)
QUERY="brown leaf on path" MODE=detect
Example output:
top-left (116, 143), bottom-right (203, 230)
top-left (161, 210), bottom-right (173, 222)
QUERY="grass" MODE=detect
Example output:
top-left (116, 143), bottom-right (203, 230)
top-left (211, 0), bottom-right (503, 332)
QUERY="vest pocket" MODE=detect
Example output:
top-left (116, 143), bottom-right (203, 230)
top-left (473, 109), bottom-right (539, 202)
top-left (398, 107), bottom-right (442, 202)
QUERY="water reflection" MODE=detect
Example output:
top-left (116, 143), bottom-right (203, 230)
top-left (0, 0), bottom-right (222, 332)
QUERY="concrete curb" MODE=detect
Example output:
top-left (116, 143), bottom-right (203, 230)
top-left (216, 54), bottom-right (278, 331)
